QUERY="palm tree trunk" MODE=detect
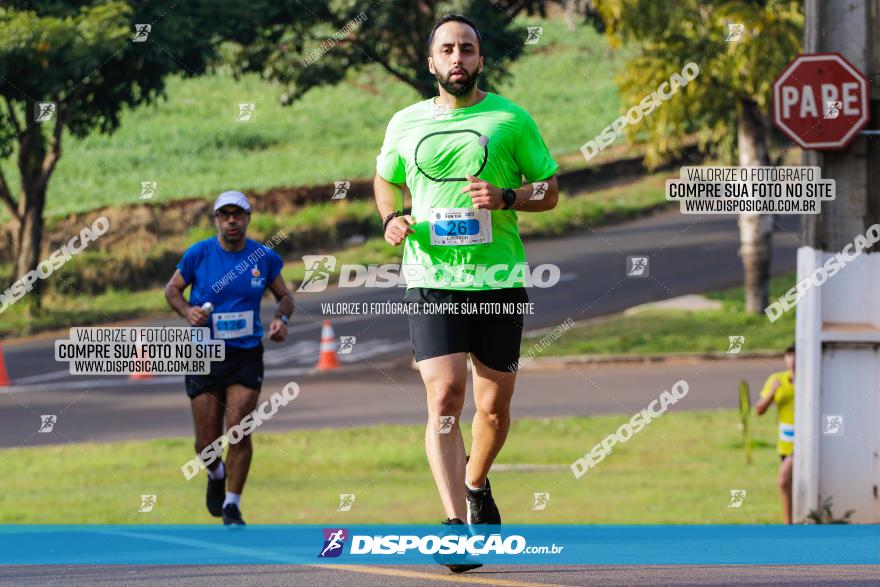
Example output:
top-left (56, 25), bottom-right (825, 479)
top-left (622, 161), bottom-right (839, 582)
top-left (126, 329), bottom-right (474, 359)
top-left (737, 98), bottom-right (773, 314)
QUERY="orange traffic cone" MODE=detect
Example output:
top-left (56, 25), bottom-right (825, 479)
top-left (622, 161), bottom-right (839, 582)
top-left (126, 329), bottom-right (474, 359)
top-left (129, 342), bottom-right (153, 380)
top-left (0, 344), bottom-right (10, 386)
top-left (315, 320), bottom-right (340, 370)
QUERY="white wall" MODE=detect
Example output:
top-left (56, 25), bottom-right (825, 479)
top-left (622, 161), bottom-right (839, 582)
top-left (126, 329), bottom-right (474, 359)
top-left (794, 246), bottom-right (880, 523)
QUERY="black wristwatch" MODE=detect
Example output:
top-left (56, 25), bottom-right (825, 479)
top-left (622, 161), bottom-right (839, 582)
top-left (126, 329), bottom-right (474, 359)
top-left (502, 188), bottom-right (517, 210)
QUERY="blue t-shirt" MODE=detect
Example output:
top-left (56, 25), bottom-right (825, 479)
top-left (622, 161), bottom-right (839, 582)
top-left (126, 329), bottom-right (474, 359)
top-left (177, 238), bottom-right (283, 349)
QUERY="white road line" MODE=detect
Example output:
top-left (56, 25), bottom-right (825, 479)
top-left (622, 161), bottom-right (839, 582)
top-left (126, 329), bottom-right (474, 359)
top-left (283, 314), bottom-right (369, 334)
top-left (11, 369), bottom-right (72, 384)
top-left (341, 341), bottom-right (412, 361)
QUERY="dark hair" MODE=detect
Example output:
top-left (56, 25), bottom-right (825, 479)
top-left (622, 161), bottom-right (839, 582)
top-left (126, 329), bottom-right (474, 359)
top-left (785, 344), bottom-right (795, 355)
top-left (427, 14), bottom-right (482, 56)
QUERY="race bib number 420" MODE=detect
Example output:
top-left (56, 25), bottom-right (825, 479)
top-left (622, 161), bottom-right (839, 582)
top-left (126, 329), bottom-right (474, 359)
top-left (429, 207), bottom-right (492, 246)
top-left (212, 311), bottom-right (254, 339)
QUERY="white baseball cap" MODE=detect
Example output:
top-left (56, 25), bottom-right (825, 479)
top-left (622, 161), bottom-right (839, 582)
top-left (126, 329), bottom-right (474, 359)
top-left (213, 190), bottom-right (251, 213)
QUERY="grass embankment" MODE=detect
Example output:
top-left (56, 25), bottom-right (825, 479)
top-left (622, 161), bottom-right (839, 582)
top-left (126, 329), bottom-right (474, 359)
top-left (0, 173), bottom-right (671, 338)
top-left (522, 273), bottom-right (796, 356)
top-left (2, 17), bottom-right (628, 218)
top-left (0, 14), bottom-right (646, 337)
top-left (1, 410), bottom-right (781, 524)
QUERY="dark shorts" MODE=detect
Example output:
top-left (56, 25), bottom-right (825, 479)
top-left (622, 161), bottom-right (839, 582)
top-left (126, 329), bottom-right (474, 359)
top-left (404, 287), bottom-right (529, 373)
top-left (185, 343), bottom-right (264, 399)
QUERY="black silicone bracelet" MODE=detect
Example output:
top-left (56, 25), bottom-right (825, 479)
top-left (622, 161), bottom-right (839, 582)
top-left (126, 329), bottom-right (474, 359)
top-left (382, 210), bottom-right (402, 231)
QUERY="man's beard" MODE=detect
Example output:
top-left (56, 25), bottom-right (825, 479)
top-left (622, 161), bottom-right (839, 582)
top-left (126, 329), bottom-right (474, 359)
top-left (435, 65), bottom-right (480, 96)
top-left (221, 229), bottom-right (243, 243)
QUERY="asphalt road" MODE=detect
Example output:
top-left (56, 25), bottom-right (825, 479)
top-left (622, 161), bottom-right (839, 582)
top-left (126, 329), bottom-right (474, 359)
top-left (0, 209), bottom-right (801, 447)
top-left (2, 208), bottom-right (799, 390)
top-left (2, 357), bottom-right (785, 447)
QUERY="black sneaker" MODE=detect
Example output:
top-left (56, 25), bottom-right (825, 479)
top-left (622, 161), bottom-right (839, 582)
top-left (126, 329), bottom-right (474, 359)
top-left (206, 475), bottom-right (225, 517)
top-left (222, 503), bottom-right (246, 526)
top-left (436, 518), bottom-right (482, 573)
top-left (466, 478), bottom-right (501, 525)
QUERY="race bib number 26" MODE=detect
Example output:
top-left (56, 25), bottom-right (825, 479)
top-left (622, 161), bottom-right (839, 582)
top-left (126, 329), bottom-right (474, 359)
top-left (429, 207), bottom-right (492, 246)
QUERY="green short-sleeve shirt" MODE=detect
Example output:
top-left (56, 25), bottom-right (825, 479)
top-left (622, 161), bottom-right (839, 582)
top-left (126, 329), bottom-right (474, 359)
top-left (376, 93), bottom-right (558, 290)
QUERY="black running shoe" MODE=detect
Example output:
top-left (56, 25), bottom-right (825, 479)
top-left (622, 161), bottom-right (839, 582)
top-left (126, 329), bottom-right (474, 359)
top-left (222, 503), bottom-right (246, 526)
top-left (206, 475), bottom-right (225, 517)
top-left (436, 518), bottom-right (482, 573)
top-left (466, 478), bottom-right (501, 525)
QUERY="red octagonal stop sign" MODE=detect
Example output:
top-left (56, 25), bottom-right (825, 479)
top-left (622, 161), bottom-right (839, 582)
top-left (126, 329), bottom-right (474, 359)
top-left (773, 53), bottom-right (870, 150)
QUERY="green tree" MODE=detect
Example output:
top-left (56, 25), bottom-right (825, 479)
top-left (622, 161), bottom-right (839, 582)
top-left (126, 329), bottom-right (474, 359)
top-left (594, 0), bottom-right (802, 313)
top-left (229, 0), bottom-right (570, 103)
top-left (0, 1), bottom-right (261, 304)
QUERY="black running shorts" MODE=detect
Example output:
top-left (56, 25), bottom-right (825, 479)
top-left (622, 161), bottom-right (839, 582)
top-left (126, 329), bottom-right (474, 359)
top-left (403, 287), bottom-right (529, 373)
top-left (185, 343), bottom-right (264, 399)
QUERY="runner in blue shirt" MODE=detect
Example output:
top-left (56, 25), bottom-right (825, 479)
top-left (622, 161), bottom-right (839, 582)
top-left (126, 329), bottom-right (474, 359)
top-left (164, 190), bottom-right (294, 525)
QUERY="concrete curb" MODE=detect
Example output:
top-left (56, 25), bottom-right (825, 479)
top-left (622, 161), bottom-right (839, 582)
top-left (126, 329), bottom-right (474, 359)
top-left (518, 350), bottom-right (784, 370)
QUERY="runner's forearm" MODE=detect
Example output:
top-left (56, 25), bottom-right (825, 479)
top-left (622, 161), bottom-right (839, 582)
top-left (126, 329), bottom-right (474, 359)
top-left (274, 295), bottom-right (294, 320)
top-left (164, 284), bottom-right (191, 318)
top-left (508, 178), bottom-right (559, 212)
top-left (755, 393), bottom-right (774, 415)
top-left (374, 174), bottom-right (405, 219)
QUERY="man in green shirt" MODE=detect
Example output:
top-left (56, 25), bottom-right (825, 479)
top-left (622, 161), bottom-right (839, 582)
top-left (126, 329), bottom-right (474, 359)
top-left (374, 14), bottom-right (559, 570)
